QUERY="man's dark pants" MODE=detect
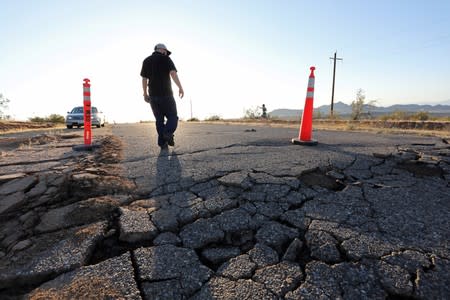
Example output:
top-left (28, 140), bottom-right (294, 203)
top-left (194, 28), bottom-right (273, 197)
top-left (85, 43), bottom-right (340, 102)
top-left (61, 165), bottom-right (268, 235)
top-left (149, 96), bottom-right (178, 146)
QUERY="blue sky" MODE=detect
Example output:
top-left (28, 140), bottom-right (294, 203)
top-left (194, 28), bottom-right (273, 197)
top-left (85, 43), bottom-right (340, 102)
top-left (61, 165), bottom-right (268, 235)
top-left (1, 0), bottom-right (449, 122)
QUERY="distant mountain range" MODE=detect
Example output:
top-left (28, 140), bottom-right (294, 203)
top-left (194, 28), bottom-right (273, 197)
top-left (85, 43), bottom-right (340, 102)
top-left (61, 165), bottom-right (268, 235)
top-left (270, 101), bottom-right (450, 118)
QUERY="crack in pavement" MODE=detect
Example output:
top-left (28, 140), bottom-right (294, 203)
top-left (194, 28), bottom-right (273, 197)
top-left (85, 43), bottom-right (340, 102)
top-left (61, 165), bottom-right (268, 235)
top-left (0, 156), bottom-right (77, 168)
top-left (122, 144), bottom-right (246, 163)
top-left (2, 130), bottom-right (449, 299)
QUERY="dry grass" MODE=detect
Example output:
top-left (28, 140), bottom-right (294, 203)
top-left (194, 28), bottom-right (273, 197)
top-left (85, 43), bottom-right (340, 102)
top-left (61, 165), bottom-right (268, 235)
top-left (3, 119), bottom-right (448, 138)
top-left (312, 120), bottom-right (450, 138)
top-left (0, 133), bottom-right (80, 151)
top-left (0, 120), bottom-right (64, 134)
top-left (201, 119), bottom-right (450, 139)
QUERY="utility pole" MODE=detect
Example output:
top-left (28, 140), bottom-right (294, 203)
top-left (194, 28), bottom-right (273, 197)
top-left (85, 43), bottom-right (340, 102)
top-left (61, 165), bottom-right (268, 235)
top-left (329, 51), bottom-right (343, 117)
top-left (190, 98), bottom-right (193, 120)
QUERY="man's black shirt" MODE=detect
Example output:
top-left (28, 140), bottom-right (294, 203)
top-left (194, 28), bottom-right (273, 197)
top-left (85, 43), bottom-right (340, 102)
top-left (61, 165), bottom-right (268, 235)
top-left (140, 52), bottom-right (177, 97)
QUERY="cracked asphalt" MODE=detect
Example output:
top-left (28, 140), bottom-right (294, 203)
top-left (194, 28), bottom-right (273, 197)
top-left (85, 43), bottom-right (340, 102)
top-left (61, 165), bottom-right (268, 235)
top-left (111, 122), bottom-right (450, 299)
top-left (1, 122), bottom-right (449, 299)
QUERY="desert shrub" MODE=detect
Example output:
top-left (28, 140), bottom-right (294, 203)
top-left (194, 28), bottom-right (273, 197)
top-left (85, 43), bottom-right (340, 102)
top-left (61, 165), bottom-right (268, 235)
top-left (205, 115), bottom-right (222, 121)
top-left (243, 107), bottom-right (261, 119)
top-left (47, 114), bottom-right (66, 123)
top-left (350, 89), bottom-right (378, 120)
top-left (29, 114), bottom-right (65, 123)
top-left (410, 111), bottom-right (430, 121)
top-left (29, 116), bottom-right (47, 123)
top-left (380, 111), bottom-right (432, 121)
top-left (243, 105), bottom-right (270, 119)
top-left (0, 93), bottom-right (11, 119)
top-left (328, 112), bottom-right (341, 120)
top-left (351, 89), bottom-right (365, 120)
top-left (379, 110), bottom-right (408, 121)
top-left (187, 117), bottom-right (199, 122)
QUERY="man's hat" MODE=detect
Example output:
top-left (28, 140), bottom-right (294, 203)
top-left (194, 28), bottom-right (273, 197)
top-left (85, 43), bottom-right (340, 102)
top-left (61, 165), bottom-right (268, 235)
top-left (154, 43), bottom-right (171, 56)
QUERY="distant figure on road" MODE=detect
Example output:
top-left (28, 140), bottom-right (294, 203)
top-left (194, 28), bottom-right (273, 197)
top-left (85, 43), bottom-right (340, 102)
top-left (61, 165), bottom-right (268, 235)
top-left (141, 43), bottom-right (184, 149)
top-left (261, 104), bottom-right (267, 119)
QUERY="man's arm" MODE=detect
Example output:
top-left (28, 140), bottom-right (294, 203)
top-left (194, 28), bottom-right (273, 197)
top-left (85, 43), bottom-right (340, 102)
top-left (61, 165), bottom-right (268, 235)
top-left (170, 70), bottom-right (184, 99)
top-left (142, 77), bottom-right (149, 102)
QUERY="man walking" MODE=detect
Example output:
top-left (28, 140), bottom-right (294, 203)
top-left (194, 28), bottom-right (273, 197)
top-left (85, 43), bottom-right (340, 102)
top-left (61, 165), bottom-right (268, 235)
top-left (141, 43), bottom-right (184, 148)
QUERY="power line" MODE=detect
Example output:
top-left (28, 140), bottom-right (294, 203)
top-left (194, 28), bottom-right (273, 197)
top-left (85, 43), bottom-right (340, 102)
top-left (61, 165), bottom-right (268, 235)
top-left (329, 51), bottom-right (343, 117)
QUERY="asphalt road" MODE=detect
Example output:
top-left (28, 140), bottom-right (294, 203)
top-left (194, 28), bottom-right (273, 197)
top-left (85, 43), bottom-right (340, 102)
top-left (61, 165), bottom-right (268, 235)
top-left (110, 122), bottom-right (449, 298)
top-left (112, 122), bottom-right (442, 195)
top-left (1, 122), bottom-right (448, 298)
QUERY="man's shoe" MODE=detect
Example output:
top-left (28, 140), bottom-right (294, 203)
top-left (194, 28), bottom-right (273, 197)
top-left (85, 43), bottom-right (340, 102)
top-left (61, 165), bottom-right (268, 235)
top-left (164, 133), bottom-right (175, 146)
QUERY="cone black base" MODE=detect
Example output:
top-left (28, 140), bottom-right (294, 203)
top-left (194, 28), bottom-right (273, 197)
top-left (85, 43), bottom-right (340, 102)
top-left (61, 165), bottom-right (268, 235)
top-left (73, 144), bottom-right (100, 151)
top-left (291, 138), bottom-right (318, 146)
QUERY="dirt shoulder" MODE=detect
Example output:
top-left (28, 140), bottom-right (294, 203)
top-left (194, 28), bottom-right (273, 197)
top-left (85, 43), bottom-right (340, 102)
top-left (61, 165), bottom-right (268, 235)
top-left (4, 119), bottom-right (449, 138)
top-left (0, 121), bottom-right (64, 134)
top-left (199, 119), bottom-right (450, 138)
top-left (0, 131), bottom-right (135, 298)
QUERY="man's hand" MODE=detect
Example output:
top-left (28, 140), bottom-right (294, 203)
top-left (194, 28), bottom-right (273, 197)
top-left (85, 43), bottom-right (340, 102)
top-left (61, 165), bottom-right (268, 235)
top-left (179, 88), bottom-right (184, 99)
top-left (170, 71), bottom-right (184, 99)
top-left (142, 77), bottom-right (150, 102)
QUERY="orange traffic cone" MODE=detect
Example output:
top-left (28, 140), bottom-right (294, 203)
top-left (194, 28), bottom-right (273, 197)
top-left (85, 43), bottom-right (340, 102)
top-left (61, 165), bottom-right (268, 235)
top-left (292, 66), bottom-right (318, 146)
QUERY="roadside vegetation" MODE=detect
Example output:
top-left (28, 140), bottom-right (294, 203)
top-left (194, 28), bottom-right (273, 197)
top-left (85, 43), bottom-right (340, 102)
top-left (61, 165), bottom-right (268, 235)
top-left (378, 111), bottom-right (450, 121)
top-left (204, 115), bottom-right (222, 121)
top-left (1, 93), bottom-right (66, 133)
top-left (1, 89), bottom-right (448, 137)
top-left (0, 93), bottom-right (11, 120)
top-left (200, 89), bottom-right (449, 137)
top-left (243, 106), bottom-right (264, 119)
top-left (351, 89), bottom-right (366, 120)
top-left (28, 114), bottom-right (65, 124)
top-left (350, 89), bottom-right (379, 120)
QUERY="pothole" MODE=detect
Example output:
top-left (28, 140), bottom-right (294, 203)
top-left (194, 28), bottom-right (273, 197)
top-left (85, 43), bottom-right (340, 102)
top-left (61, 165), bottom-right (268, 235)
top-left (88, 233), bottom-right (131, 266)
top-left (88, 213), bottom-right (152, 266)
top-left (295, 237), bottom-right (313, 273)
top-left (386, 294), bottom-right (415, 300)
top-left (397, 161), bottom-right (444, 177)
top-left (299, 170), bottom-right (346, 191)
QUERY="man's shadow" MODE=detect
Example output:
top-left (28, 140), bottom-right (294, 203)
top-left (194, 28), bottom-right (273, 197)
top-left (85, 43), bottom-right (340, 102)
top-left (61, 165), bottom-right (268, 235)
top-left (156, 148), bottom-right (182, 188)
